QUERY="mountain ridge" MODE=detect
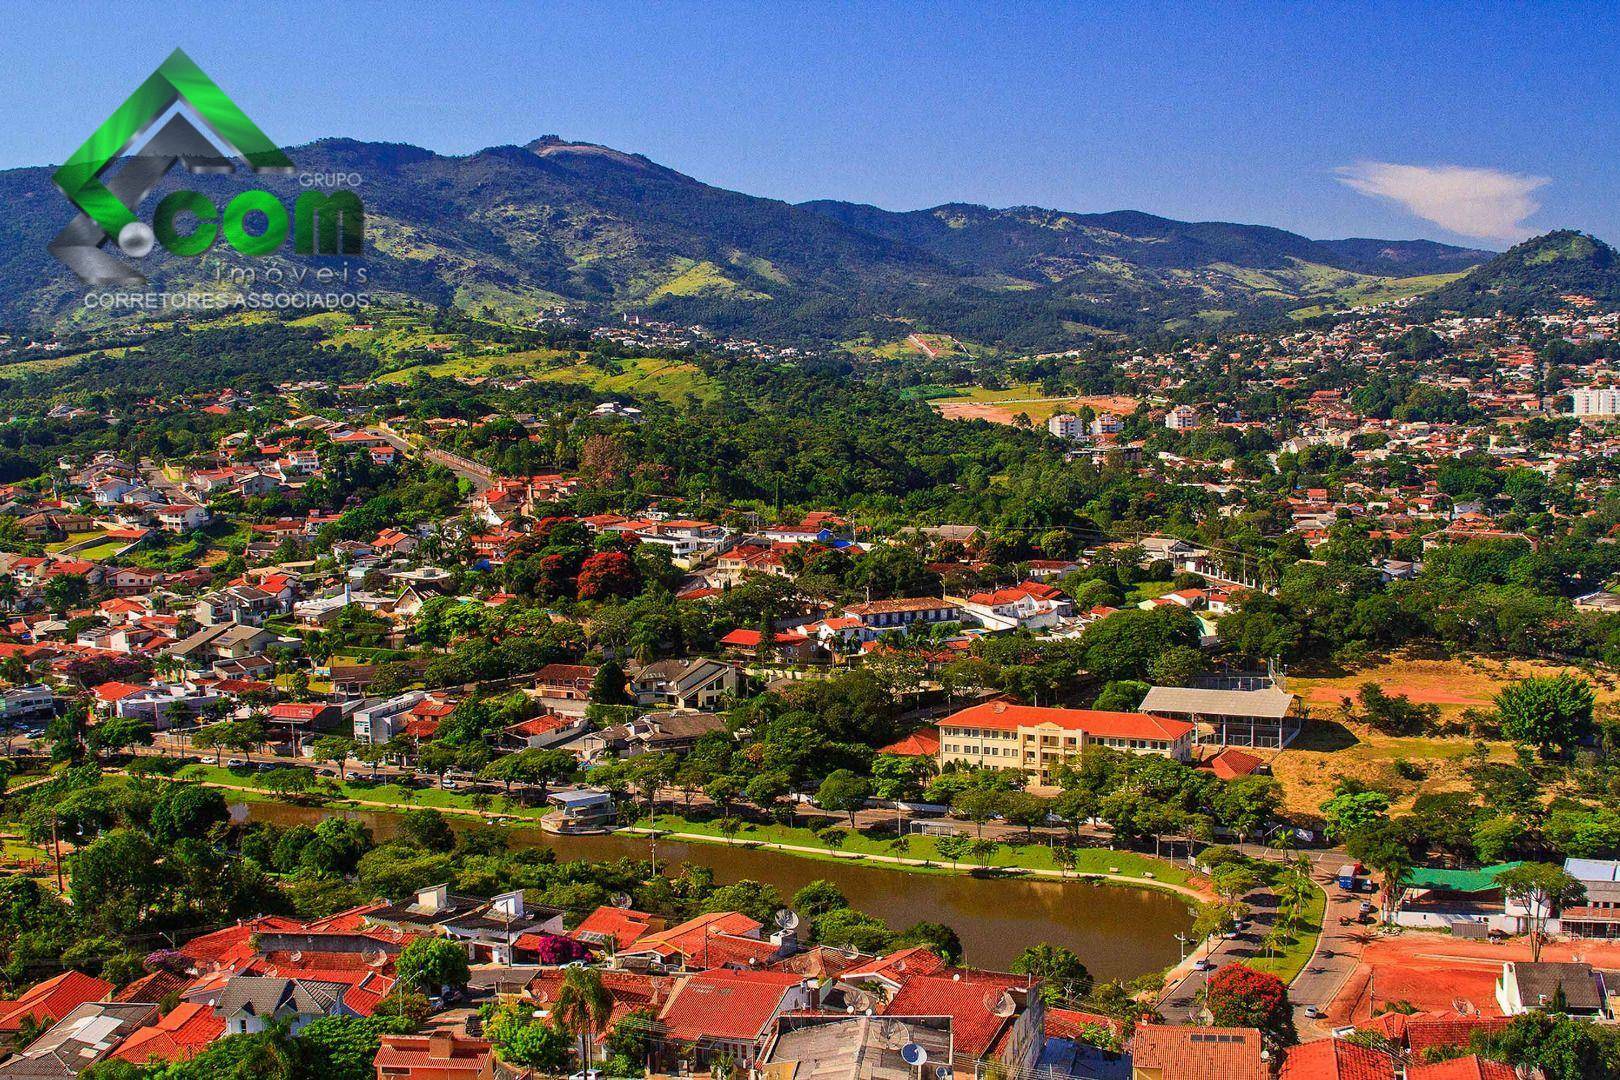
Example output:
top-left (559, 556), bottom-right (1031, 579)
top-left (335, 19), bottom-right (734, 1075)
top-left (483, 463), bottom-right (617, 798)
top-left (0, 134), bottom-right (1601, 345)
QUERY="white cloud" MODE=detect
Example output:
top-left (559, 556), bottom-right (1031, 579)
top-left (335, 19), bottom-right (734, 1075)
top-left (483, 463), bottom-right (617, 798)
top-left (1336, 161), bottom-right (1549, 242)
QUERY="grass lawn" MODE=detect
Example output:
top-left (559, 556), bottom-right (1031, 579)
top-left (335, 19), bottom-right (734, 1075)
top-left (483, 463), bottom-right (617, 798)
top-left (635, 812), bottom-right (1201, 892)
top-left (1247, 879), bottom-right (1327, 984)
top-left (1126, 581), bottom-right (1178, 603)
top-left (177, 763), bottom-right (550, 820)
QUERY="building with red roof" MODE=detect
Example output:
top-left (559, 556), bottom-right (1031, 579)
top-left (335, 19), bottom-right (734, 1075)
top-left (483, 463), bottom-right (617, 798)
top-left (0, 971), bottom-right (114, 1033)
top-left (617, 910), bottom-right (767, 968)
top-left (877, 727), bottom-right (940, 758)
top-left (109, 1002), bottom-right (225, 1064)
top-left (1128, 1025), bottom-right (1268, 1080)
top-left (654, 968), bottom-right (813, 1069)
top-left (1406, 1057), bottom-right (1517, 1080)
top-left (570, 905), bottom-right (665, 951)
top-left (373, 1033), bottom-right (493, 1080)
top-left (1208, 746), bottom-right (1266, 779)
top-left (877, 969), bottom-right (1040, 1063)
top-left (938, 700), bottom-right (1195, 785)
top-left (1278, 1038), bottom-right (1397, 1079)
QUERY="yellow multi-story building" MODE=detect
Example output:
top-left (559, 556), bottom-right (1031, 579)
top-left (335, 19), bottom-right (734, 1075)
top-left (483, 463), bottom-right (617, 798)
top-left (937, 700), bottom-right (1195, 787)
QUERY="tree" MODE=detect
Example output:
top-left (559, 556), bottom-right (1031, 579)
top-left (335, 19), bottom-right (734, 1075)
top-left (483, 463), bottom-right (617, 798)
top-left (951, 787), bottom-right (1006, 838)
top-left (149, 783), bottom-right (227, 845)
top-left (1497, 863), bottom-right (1585, 962)
top-left (553, 967), bottom-right (612, 1074)
top-left (1192, 901), bottom-right (1238, 958)
top-left (1471, 1012), bottom-right (1620, 1080)
top-left (1002, 791), bottom-right (1051, 837)
top-left (312, 736), bottom-right (355, 781)
top-left (590, 659), bottom-right (630, 705)
top-left (1205, 963), bottom-right (1295, 1048)
top-left (1347, 821), bottom-right (1415, 924)
top-left (399, 809), bottom-right (455, 853)
top-left (1012, 944), bottom-right (1092, 1004)
top-left (895, 921), bottom-right (962, 965)
top-left (577, 551), bottom-right (640, 600)
top-left (816, 770), bottom-right (871, 827)
top-left (69, 830), bottom-right (169, 931)
top-left (935, 833), bottom-right (971, 870)
top-left (86, 717), bottom-right (153, 758)
top-left (484, 1001), bottom-right (571, 1071)
top-left (1495, 675), bottom-right (1596, 759)
top-left (792, 880), bottom-right (849, 920)
top-left (1319, 787), bottom-right (1390, 842)
top-left (42, 574), bottom-right (89, 612)
top-left (395, 937), bottom-right (470, 996)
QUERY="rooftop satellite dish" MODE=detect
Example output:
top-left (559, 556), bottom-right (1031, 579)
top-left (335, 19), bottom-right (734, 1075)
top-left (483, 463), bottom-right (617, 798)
top-left (935, 1068), bottom-right (952, 1080)
top-left (774, 908), bottom-right (801, 931)
top-left (613, 893), bottom-right (634, 909)
top-left (846, 990), bottom-right (873, 1013)
top-left (983, 990), bottom-right (1016, 1017)
top-left (363, 948), bottom-right (387, 968)
top-left (900, 1044), bottom-right (929, 1068)
top-left (841, 944), bottom-right (861, 960)
top-left (289, 950), bottom-right (302, 963)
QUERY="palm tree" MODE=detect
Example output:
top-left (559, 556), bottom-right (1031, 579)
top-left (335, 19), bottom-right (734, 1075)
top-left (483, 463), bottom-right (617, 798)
top-left (554, 967), bottom-right (612, 1074)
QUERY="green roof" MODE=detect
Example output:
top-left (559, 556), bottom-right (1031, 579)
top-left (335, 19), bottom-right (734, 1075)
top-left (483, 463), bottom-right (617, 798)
top-left (1405, 862), bottom-right (1523, 894)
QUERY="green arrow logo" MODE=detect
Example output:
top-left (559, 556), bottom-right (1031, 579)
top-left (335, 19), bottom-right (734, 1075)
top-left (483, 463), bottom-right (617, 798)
top-left (50, 49), bottom-right (293, 284)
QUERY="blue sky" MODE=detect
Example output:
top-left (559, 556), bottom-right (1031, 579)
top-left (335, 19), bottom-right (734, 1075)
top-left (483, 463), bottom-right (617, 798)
top-left (4, 2), bottom-right (1615, 249)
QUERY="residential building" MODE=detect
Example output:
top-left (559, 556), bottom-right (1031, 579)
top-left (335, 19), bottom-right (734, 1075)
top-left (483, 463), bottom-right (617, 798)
top-left (0, 1002), bottom-right (158, 1080)
top-left (1138, 685), bottom-right (1301, 749)
top-left (1495, 961), bottom-right (1609, 1018)
top-left (373, 1034), bottom-right (493, 1080)
top-left (211, 976), bottom-right (355, 1035)
top-left (1570, 386), bottom-right (1620, 417)
top-left (627, 658), bottom-right (738, 710)
top-left (939, 700), bottom-right (1195, 785)
top-left (1559, 857), bottom-right (1620, 939)
top-left (1047, 413), bottom-right (1084, 441)
top-left (0, 972), bottom-right (114, 1034)
top-left (841, 597), bottom-right (961, 637)
top-left (653, 968), bottom-right (815, 1070)
top-left (1128, 1025), bottom-right (1267, 1080)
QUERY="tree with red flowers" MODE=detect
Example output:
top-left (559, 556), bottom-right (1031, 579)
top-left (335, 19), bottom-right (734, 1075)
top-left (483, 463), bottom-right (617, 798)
top-left (1203, 962), bottom-right (1295, 1047)
top-left (577, 550), bottom-right (641, 600)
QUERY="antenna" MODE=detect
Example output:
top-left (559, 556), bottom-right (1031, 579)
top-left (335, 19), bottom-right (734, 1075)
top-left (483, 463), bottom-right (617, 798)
top-left (983, 990), bottom-right (1016, 1017)
top-left (774, 908), bottom-right (801, 932)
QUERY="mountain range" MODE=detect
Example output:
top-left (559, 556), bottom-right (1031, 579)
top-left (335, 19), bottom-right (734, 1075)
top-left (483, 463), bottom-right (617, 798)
top-left (0, 135), bottom-right (1613, 347)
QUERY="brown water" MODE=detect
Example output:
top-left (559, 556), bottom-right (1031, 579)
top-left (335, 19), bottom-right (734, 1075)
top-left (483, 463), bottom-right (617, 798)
top-left (239, 802), bottom-right (1193, 980)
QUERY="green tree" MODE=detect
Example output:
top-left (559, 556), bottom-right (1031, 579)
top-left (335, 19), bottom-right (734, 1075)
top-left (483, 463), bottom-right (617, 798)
top-left (395, 937), bottom-right (470, 995)
top-left (1495, 674), bottom-right (1596, 759)
top-left (816, 769), bottom-right (871, 827)
top-left (553, 967), bottom-right (613, 1074)
top-left (1012, 943), bottom-right (1093, 1004)
top-left (1497, 862), bottom-right (1585, 962)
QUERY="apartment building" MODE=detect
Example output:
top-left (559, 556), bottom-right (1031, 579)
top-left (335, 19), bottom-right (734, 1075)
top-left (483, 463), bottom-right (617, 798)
top-left (937, 700), bottom-right (1194, 786)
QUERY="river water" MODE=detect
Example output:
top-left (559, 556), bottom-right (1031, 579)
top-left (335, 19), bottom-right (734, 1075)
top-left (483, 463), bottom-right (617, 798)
top-left (239, 801), bottom-right (1193, 980)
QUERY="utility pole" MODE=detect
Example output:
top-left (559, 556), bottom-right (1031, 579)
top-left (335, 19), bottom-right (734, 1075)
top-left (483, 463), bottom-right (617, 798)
top-left (50, 815), bottom-right (63, 894)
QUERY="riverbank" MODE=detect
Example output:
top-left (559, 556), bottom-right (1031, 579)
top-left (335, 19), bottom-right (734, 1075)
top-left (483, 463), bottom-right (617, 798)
top-left (629, 813), bottom-right (1213, 901)
top-left (174, 765), bottom-right (1211, 899)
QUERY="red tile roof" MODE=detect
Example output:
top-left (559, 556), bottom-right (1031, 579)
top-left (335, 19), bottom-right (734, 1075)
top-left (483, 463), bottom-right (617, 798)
top-left (1404, 1016), bottom-right (1512, 1057)
top-left (1209, 747), bottom-right (1265, 779)
top-left (110, 1002), bottom-right (224, 1063)
top-left (0, 971), bottom-right (115, 1032)
top-left (373, 1034), bottom-right (492, 1078)
top-left (1407, 1057), bottom-right (1517, 1080)
top-left (939, 700), bottom-right (1195, 742)
top-left (878, 969), bottom-right (1029, 1059)
top-left (877, 728), bottom-right (941, 758)
top-left (1279, 1038), bottom-right (1397, 1080)
top-left (1128, 1025), bottom-right (1268, 1080)
top-left (571, 906), bottom-right (663, 950)
top-left (656, 968), bottom-right (803, 1044)
top-left (624, 910), bottom-right (763, 962)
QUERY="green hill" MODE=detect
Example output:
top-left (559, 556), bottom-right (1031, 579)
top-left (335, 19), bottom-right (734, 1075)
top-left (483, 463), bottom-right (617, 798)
top-left (1417, 230), bottom-right (1620, 315)
top-left (0, 135), bottom-right (1518, 346)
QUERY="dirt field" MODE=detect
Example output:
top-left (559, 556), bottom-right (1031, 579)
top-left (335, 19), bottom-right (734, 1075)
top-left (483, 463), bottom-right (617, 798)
top-left (933, 393), bottom-right (1141, 426)
top-left (1291, 655), bottom-right (1620, 722)
top-left (1270, 655), bottom-right (1620, 815)
top-left (1328, 933), bottom-right (1620, 1023)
